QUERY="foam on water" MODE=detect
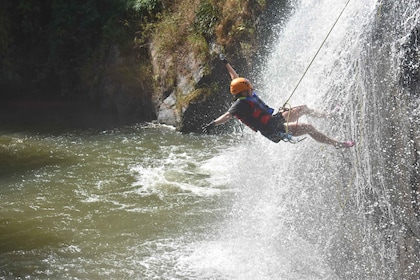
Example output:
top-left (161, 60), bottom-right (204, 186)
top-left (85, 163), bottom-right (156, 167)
top-left (129, 145), bottom-right (234, 198)
top-left (176, 0), bottom-right (383, 279)
top-left (1, 0), bottom-right (418, 278)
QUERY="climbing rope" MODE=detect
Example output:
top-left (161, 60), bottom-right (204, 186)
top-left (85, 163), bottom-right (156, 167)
top-left (280, 0), bottom-right (352, 111)
top-left (280, 102), bottom-right (294, 142)
top-left (284, 102), bottom-right (292, 134)
top-left (277, 102), bottom-right (308, 143)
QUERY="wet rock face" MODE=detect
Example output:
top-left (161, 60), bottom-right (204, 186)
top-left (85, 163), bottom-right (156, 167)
top-left (157, 93), bottom-right (178, 126)
top-left (400, 26), bottom-right (420, 90)
top-left (150, 1), bottom-right (293, 132)
top-left (408, 26), bottom-right (420, 231)
top-left (400, 24), bottom-right (420, 210)
top-left (85, 44), bottom-right (156, 124)
top-left (396, 23), bottom-right (420, 280)
top-left (152, 48), bottom-right (210, 128)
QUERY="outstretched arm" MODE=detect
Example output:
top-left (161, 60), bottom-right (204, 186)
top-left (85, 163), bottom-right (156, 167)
top-left (220, 54), bottom-right (239, 80)
top-left (214, 112), bottom-right (232, 125)
top-left (226, 63), bottom-right (239, 80)
top-left (202, 112), bottom-right (232, 133)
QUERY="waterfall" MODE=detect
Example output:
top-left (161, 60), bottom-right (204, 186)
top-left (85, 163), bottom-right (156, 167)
top-left (184, 0), bottom-right (420, 279)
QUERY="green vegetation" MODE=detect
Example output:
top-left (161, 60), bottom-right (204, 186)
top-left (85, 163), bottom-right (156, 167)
top-left (148, 0), bottom-right (266, 61)
top-left (194, 0), bottom-right (220, 39)
top-left (178, 87), bottom-right (213, 109)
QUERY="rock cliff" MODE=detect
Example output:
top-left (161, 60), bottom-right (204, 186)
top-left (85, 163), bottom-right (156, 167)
top-left (148, 0), bottom-right (292, 132)
top-left (0, 0), bottom-right (292, 130)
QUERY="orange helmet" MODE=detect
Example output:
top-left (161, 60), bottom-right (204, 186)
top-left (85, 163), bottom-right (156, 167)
top-left (230, 78), bottom-right (252, 95)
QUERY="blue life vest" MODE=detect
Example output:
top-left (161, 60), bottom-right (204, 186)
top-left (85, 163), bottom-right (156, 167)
top-left (236, 92), bottom-right (274, 127)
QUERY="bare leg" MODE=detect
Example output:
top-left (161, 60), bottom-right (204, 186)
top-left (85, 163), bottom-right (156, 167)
top-left (282, 105), bottom-right (328, 122)
top-left (286, 122), bottom-right (341, 147)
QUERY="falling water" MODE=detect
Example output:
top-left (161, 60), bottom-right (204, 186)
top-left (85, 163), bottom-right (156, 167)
top-left (184, 0), bottom-right (420, 279)
top-left (1, 0), bottom-right (419, 279)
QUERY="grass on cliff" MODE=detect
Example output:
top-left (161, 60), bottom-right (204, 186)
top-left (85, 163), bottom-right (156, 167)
top-left (141, 0), bottom-right (266, 109)
top-left (140, 0), bottom-right (266, 59)
top-left (79, 0), bottom-right (267, 102)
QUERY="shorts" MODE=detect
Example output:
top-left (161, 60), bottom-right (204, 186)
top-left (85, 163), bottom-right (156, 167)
top-left (261, 113), bottom-right (286, 143)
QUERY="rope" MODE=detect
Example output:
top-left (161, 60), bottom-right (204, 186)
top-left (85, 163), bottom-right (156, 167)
top-left (278, 102), bottom-right (308, 143)
top-left (280, 0), bottom-right (352, 110)
top-left (283, 102), bottom-right (292, 134)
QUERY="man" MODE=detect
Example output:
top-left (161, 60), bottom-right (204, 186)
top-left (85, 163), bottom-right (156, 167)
top-left (203, 55), bottom-right (355, 148)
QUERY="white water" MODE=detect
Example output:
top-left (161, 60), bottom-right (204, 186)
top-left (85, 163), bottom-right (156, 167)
top-left (180, 0), bottom-right (416, 279)
top-left (1, 0), bottom-right (418, 279)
